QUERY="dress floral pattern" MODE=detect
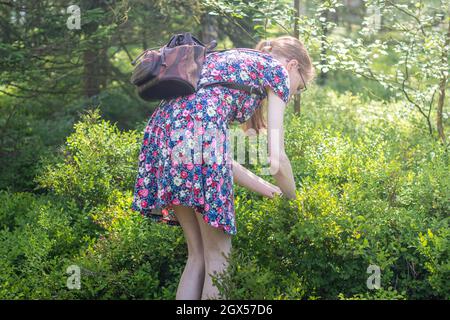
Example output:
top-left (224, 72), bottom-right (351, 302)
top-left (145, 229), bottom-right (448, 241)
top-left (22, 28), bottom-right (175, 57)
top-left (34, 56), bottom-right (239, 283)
top-left (131, 48), bottom-right (291, 235)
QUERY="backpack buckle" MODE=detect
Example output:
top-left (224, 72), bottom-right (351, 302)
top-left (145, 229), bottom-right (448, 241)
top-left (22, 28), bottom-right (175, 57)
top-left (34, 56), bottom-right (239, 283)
top-left (249, 86), bottom-right (263, 96)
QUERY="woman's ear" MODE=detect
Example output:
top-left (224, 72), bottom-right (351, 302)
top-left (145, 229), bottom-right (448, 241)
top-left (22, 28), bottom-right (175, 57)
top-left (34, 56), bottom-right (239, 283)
top-left (286, 59), bottom-right (299, 72)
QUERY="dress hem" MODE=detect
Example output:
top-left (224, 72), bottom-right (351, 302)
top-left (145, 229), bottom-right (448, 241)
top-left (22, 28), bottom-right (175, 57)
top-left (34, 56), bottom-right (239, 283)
top-left (131, 202), bottom-right (236, 236)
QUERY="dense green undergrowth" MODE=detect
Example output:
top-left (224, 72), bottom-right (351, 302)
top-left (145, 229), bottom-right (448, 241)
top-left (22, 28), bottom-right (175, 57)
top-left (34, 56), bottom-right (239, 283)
top-left (0, 86), bottom-right (448, 299)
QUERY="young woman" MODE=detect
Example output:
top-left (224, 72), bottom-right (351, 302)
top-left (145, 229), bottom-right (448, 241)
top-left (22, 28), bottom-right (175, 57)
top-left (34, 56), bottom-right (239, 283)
top-left (131, 35), bottom-right (315, 300)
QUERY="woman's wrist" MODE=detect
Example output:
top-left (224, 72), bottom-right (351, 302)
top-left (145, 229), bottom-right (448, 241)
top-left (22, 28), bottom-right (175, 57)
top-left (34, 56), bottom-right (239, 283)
top-left (252, 179), bottom-right (273, 197)
top-left (257, 180), bottom-right (282, 198)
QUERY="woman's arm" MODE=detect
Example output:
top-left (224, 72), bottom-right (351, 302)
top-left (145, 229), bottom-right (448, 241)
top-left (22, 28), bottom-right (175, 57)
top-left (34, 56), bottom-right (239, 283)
top-left (266, 87), bottom-right (297, 199)
top-left (231, 159), bottom-right (282, 198)
top-left (269, 153), bottom-right (296, 199)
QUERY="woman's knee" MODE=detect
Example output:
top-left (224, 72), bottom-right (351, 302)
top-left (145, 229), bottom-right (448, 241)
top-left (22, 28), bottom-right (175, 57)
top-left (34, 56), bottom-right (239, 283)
top-left (186, 242), bottom-right (205, 263)
top-left (203, 232), bottom-right (232, 264)
top-left (187, 241), bottom-right (205, 261)
top-left (186, 254), bottom-right (206, 272)
top-left (206, 233), bottom-right (231, 251)
top-left (194, 211), bottom-right (232, 260)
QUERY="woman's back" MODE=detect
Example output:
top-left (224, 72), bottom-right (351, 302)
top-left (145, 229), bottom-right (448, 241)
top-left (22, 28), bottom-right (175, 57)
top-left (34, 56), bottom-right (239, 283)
top-left (157, 48), bottom-right (291, 125)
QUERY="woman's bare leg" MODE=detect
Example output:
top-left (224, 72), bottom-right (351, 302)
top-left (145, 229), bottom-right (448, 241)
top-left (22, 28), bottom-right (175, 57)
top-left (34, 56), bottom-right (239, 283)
top-left (195, 211), bottom-right (232, 300)
top-left (172, 205), bottom-right (205, 300)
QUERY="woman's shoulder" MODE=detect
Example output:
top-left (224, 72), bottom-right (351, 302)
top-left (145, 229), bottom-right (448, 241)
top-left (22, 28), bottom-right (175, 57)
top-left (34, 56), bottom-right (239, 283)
top-left (206, 48), bottom-right (270, 60)
top-left (203, 48), bottom-right (290, 102)
top-left (206, 48), bottom-right (284, 72)
top-left (229, 49), bottom-right (290, 103)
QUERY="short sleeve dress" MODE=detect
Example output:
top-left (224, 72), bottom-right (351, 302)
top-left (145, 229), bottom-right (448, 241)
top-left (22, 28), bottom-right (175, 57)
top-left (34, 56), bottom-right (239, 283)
top-left (131, 48), bottom-right (291, 236)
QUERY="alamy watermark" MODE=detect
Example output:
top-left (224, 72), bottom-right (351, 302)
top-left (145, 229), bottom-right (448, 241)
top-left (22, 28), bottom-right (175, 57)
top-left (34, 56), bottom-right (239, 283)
top-left (66, 264), bottom-right (104, 290)
top-left (66, 5), bottom-right (81, 30)
top-left (366, 264), bottom-right (381, 290)
top-left (66, 264), bottom-right (382, 291)
top-left (66, 264), bottom-right (81, 290)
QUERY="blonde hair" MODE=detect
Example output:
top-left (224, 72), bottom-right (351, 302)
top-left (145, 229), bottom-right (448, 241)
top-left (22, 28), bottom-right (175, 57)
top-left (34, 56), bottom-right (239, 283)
top-left (240, 36), bottom-right (315, 135)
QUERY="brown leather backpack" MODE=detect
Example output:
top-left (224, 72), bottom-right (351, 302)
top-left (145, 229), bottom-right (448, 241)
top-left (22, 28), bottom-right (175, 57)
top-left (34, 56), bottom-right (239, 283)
top-left (130, 32), bottom-right (266, 101)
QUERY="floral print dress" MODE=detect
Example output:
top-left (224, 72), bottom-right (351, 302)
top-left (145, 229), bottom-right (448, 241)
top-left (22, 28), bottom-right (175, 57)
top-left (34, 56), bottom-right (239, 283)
top-left (131, 48), bottom-right (291, 235)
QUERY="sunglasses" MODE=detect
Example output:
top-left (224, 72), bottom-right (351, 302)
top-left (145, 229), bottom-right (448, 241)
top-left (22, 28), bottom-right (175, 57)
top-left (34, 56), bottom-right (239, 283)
top-left (295, 66), bottom-right (307, 95)
top-left (284, 58), bottom-right (308, 96)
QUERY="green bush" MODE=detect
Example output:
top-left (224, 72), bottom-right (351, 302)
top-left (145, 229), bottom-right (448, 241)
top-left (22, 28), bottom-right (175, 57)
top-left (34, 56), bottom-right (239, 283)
top-left (0, 94), bottom-right (85, 192)
top-left (0, 191), bottom-right (87, 299)
top-left (1, 109), bottom-right (187, 300)
top-left (214, 89), bottom-right (449, 299)
top-left (35, 108), bottom-right (140, 210)
top-left (59, 190), bottom-right (186, 300)
top-left (1, 87), bottom-right (448, 300)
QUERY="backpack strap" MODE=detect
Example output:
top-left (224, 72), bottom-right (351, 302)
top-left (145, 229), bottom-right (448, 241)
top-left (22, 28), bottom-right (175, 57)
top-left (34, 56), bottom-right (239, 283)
top-left (198, 81), bottom-right (266, 97)
top-left (206, 47), bottom-right (265, 55)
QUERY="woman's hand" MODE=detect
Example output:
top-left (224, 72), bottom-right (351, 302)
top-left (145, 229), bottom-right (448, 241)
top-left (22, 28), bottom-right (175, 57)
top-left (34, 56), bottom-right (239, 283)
top-left (265, 183), bottom-right (283, 199)
top-left (232, 159), bottom-right (283, 198)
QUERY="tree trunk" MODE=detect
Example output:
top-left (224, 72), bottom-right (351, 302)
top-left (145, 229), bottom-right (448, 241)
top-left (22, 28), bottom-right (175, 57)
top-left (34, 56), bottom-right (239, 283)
top-left (142, 27), bottom-right (148, 50)
top-left (293, 0), bottom-right (301, 114)
top-left (201, 13), bottom-right (219, 44)
top-left (99, 46), bottom-right (109, 90)
top-left (82, 0), bottom-right (106, 98)
top-left (83, 48), bottom-right (101, 97)
top-left (436, 18), bottom-right (449, 145)
top-left (318, 9), bottom-right (330, 86)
